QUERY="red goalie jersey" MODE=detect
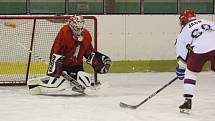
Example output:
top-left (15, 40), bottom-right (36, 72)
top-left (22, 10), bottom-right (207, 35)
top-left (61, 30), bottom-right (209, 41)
top-left (47, 15), bottom-right (111, 79)
top-left (50, 24), bottom-right (94, 67)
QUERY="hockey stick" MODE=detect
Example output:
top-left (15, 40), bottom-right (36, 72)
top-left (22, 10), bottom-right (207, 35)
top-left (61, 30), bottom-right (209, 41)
top-left (17, 42), bottom-right (86, 94)
top-left (120, 76), bottom-right (178, 109)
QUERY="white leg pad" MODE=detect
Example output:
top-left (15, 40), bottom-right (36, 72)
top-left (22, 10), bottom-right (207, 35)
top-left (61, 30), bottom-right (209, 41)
top-left (76, 71), bottom-right (103, 95)
top-left (27, 75), bottom-right (71, 95)
top-left (76, 71), bottom-right (93, 88)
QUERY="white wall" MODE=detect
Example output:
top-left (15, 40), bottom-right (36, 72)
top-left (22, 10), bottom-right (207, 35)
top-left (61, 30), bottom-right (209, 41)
top-left (95, 14), bottom-right (215, 61)
top-left (0, 15), bottom-right (214, 62)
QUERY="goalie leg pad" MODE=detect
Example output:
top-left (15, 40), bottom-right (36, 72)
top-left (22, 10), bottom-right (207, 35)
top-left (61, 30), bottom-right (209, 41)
top-left (76, 71), bottom-right (94, 87)
top-left (75, 71), bottom-right (109, 95)
top-left (27, 75), bottom-right (71, 95)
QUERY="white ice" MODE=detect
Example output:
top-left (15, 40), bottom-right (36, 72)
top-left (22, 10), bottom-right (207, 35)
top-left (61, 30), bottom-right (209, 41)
top-left (0, 72), bottom-right (215, 121)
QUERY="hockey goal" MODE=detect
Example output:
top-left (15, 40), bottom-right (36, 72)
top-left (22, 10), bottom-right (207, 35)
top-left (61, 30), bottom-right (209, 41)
top-left (0, 15), bottom-right (97, 86)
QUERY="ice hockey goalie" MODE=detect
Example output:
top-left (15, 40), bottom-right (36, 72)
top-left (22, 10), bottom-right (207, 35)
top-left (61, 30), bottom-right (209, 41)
top-left (27, 14), bottom-right (111, 95)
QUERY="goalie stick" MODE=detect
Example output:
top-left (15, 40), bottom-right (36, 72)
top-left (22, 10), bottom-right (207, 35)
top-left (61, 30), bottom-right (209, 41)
top-left (120, 77), bottom-right (178, 109)
top-left (17, 42), bottom-right (86, 94)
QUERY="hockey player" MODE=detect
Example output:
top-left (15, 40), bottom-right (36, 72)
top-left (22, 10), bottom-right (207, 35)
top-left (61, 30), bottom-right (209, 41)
top-left (175, 8), bottom-right (215, 113)
top-left (27, 14), bottom-right (111, 95)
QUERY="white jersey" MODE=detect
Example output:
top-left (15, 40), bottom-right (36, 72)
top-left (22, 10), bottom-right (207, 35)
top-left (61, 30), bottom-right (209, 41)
top-left (176, 19), bottom-right (215, 63)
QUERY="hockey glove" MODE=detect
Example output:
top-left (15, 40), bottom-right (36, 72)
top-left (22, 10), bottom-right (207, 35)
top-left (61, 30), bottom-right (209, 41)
top-left (86, 51), bottom-right (112, 74)
top-left (176, 66), bottom-right (185, 80)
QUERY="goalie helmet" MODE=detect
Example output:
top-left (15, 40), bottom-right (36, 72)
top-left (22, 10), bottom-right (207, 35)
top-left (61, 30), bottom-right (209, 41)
top-left (179, 8), bottom-right (196, 27)
top-left (68, 14), bottom-right (85, 37)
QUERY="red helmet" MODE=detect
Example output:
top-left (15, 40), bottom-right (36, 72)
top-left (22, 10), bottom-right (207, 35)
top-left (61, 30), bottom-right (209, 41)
top-left (179, 8), bottom-right (196, 25)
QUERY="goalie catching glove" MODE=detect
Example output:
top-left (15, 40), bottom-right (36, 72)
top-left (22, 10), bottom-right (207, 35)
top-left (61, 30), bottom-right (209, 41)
top-left (86, 51), bottom-right (112, 74)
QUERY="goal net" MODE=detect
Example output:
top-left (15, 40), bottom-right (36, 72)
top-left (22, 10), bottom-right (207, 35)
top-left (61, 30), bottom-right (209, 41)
top-left (0, 15), bottom-right (97, 86)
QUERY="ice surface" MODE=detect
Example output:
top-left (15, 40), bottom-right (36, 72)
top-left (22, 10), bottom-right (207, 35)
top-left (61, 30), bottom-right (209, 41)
top-left (0, 72), bottom-right (214, 121)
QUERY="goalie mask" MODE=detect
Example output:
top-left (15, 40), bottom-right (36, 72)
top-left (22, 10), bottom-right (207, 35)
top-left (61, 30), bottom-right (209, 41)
top-left (179, 8), bottom-right (196, 27)
top-left (68, 14), bottom-right (85, 38)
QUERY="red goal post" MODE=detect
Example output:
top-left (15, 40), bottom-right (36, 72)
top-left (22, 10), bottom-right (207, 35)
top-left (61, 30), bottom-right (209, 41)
top-left (0, 15), bottom-right (97, 86)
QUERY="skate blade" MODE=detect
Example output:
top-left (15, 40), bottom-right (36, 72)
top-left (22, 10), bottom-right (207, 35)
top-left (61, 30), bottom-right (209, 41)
top-left (180, 109), bottom-right (190, 114)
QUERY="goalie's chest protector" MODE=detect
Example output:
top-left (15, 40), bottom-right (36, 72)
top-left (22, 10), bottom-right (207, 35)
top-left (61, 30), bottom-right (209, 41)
top-left (52, 25), bottom-right (93, 66)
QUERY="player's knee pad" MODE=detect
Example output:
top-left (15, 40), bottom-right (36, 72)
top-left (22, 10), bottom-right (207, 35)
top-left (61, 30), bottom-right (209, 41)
top-left (27, 75), bottom-right (71, 95)
top-left (185, 69), bottom-right (198, 80)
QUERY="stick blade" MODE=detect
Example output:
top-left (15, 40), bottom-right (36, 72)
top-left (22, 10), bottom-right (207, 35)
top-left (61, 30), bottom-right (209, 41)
top-left (119, 102), bottom-right (137, 109)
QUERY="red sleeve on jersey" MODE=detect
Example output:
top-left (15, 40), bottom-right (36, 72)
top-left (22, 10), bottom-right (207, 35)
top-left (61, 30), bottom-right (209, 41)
top-left (50, 25), bottom-right (67, 57)
top-left (50, 26), bottom-right (95, 67)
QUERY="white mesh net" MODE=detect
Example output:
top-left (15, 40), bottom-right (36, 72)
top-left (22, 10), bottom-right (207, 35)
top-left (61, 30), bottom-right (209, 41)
top-left (0, 16), bottom-right (97, 85)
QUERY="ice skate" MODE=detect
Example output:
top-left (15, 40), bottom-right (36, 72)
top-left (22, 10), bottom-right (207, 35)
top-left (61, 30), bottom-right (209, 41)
top-left (179, 98), bottom-right (192, 114)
